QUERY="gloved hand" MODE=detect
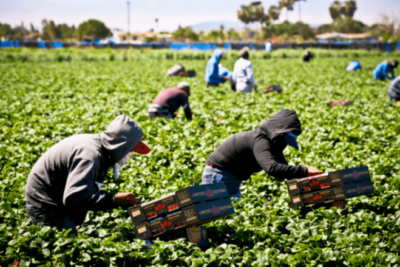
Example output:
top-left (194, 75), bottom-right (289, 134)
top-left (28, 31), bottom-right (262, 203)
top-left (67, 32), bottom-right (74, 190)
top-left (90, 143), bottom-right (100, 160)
top-left (307, 167), bottom-right (323, 177)
top-left (115, 193), bottom-right (141, 209)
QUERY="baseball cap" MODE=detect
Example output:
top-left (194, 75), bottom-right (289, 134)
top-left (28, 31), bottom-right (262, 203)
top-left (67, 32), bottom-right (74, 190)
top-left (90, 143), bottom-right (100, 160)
top-left (285, 132), bottom-right (299, 150)
top-left (132, 141), bottom-right (151, 155)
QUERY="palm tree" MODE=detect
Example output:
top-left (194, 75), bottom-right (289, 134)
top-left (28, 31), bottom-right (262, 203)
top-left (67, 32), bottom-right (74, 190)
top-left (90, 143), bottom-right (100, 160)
top-left (329, 1), bottom-right (342, 20)
top-left (268, 5), bottom-right (280, 21)
top-left (237, 5), bottom-right (251, 40)
top-left (342, 0), bottom-right (357, 18)
top-left (295, 0), bottom-right (306, 22)
top-left (278, 0), bottom-right (295, 40)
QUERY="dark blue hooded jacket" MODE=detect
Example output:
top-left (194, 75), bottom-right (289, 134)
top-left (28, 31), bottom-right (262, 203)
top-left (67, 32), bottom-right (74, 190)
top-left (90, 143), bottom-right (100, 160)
top-left (373, 62), bottom-right (395, 81)
top-left (205, 49), bottom-right (224, 84)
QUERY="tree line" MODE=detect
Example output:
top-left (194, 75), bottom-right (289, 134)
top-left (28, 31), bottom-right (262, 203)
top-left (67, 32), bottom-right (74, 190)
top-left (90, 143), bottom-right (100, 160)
top-left (174, 0), bottom-right (400, 43)
top-left (0, 19), bottom-right (111, 41)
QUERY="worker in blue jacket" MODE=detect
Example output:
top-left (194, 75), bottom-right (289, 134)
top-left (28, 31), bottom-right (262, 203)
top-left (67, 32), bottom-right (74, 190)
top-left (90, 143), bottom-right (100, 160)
top-left (373, 59), bottom-right (398, 81)
top-left (204, 49), bottom-right (229, 87)
top-left (347, 60), bottom-right (362, 71)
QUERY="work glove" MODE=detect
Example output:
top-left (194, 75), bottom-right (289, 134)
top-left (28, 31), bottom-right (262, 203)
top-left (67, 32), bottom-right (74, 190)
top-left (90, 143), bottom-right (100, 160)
top-left (115, 193), bottom-right (141, 209)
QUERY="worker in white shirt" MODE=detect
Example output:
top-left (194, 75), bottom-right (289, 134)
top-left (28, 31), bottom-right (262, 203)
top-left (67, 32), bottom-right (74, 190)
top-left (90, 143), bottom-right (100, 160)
top-left (232, 47), bottom-right (257, 93)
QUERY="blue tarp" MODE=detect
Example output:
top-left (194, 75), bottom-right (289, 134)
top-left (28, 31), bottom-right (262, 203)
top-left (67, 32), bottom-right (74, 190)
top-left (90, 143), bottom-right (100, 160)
top-left (387, 42), bottom-right (391, 52)
top-left (397, 42), bottom-right (400, 51)
top-left (223, 43), bottom-right (231, 50)
top-left (0, 40), bottom-right (13, 48)
top-left (38, 41), bottom-right (47, 49)
top-left (191, 43), bottom-right (213, 51)
top-left (52, 41), bottom-right (64, 49)
top-left (170, 43), bottom-right (190, 50)
top-left (13, 40), bottom-right (20, 48)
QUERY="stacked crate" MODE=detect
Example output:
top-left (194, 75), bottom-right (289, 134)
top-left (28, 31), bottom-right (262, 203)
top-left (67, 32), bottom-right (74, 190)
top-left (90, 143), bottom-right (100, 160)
top-left (128, 183), bottom-right (235, 240)
top-left (287, 165), bottom-right (374, 209)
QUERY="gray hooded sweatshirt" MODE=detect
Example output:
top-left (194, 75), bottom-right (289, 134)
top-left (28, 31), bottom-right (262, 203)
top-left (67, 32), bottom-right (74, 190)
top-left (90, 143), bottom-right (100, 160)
top-left (25, 115), bottom-right (143, 218)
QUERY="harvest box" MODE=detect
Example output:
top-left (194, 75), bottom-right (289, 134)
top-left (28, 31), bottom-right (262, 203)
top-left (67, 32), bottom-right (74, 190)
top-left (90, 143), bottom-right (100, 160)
top-left (129, 183), bottom-right (230, 225)
top-left (175, 183), bottom-right (229, 207)
top-left (133, 197), bottom-right (235, 240)
top-left (128, 193), bottom-right (180, 224)
top-left (289, 165), bottom-right (374, 209)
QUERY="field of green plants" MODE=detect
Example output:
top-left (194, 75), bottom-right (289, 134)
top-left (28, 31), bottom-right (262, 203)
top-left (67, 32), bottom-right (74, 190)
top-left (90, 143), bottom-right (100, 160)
top-left (1, 48), bottom-right (400, 266)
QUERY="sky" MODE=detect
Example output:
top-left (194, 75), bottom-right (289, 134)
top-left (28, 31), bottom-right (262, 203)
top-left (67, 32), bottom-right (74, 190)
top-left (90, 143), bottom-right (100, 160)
top-left (1, 0), bottom-right (399, 33)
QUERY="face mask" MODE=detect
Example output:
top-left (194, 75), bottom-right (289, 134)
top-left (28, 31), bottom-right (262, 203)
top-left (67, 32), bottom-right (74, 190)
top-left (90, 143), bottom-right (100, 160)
top-left (113, 151), bottom-right (134, 179)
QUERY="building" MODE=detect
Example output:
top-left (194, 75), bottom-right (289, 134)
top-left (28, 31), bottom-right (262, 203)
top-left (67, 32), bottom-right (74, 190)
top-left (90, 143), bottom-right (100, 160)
top-left (113, 30), bottom-right (173, 44)
top-left (316, 32), bottom-right (378, 43)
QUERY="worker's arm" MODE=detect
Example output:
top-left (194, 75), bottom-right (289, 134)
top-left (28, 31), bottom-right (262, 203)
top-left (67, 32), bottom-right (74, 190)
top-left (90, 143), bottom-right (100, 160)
top-left (63, 158), bottom-right (139, 211)
top-left (253, 136), bottom-right (308, 180)
top-left (180, 94), bottom-right (192, 120)
top-left (182, 103), bottom-right (193, 120)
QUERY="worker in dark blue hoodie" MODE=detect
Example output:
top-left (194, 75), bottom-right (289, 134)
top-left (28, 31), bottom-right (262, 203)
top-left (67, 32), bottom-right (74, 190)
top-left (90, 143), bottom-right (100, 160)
top-left (373, 59), bottom-right (398, 81)
top-left (25, 115), bottom-right (150, 235)
top-left (204, 49), bottom-right (229, 87)
top-left (202, 109), bottom-right (322, 198)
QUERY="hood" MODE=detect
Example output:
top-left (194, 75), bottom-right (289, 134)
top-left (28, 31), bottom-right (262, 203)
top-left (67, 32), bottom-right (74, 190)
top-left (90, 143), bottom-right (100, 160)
top-left (258, 109), bottom-right (302, 140)
top-left (100, 115), bottom-right (144, 164)
top-left (212, 49), bottom-right (224, 62)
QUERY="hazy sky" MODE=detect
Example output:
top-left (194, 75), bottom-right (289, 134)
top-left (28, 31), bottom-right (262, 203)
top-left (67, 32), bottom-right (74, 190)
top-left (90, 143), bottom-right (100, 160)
top-left (1, 0), bottom-right (399, 32)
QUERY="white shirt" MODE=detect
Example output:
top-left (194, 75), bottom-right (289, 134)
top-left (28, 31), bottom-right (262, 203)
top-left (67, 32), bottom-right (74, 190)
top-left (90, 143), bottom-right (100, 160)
top-left (233, 58), bottom-right (256, 87)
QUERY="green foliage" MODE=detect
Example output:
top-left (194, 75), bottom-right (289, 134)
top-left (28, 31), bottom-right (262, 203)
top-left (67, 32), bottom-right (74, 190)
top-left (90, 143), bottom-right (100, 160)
top-left (77, 19), bottom-right (111, 40)
top-left (263, 21), bottom-right (315, 40)
top-left (1, 49), bottom-right (400, 266)
top-left (332, 17), bottom-right (366, 34)
top-left (172, 27), bottom-right (199, 42)
top-left (0, 22), bottom-right (17, 38)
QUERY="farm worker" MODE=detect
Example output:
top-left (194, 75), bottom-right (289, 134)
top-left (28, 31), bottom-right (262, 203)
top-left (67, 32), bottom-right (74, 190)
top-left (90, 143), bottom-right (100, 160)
top-left (167, 64), bottom-right (196, 77)
top-left (25, 115), bottom-right (150, 235)
top-left (347, 60), bottom-right (362, 71)
top-left (204, 49), bottom-right (229, 87)
top-left (148, 81), bottom-right (192, 120)
top-left (232, 47), bottom-right (257, 93)
top-left (201, 109), bottom-right (322, 198)
top-left (388, 75), bottom-right (400, 105)
top-left (373, 59), bottom-right (398, 81)
top-left (303, 50), bottom-right (313, 62)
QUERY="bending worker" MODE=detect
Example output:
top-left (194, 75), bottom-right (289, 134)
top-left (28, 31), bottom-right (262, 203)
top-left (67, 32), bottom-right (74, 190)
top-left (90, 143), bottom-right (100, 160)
top-left (167, 64), bottom-right (196, 77)
top-left (201, 109), bottom-right (322, 198)
top-left (25, 115), bottom-right (150, 235)
top-left (347, 60), bottom-right (362, 72)
top-left (148, 82), bottom-right (192, 120)
top-left (204, 49), bottom-right (229, 87)
top-left (388, 75), bottom-right (400, 105)
top-left (373, 59), bottom-right (398, 81)
top-left (232, 47), bottom-right (257, 93)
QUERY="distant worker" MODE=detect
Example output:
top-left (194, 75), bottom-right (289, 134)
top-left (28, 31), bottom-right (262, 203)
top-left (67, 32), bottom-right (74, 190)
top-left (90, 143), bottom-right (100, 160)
top-left (204, 49), bottom-right (229, 87)
top-left (388, 75), bottom-right (400, 105)
top-left (232, 47), bottom-right (257, 93)
top-left (201, 109), bottom-right (322, 198)
top-left (148, 82), bottom-right (192, 120)
top-left (167, 64), bottom-right (196, 77)
top-left (303, 50), bottom-right (313, 62)
top-left (373, 59), bottom-right (398, 81)
top-left (347, 60), bottom-right (362, 72)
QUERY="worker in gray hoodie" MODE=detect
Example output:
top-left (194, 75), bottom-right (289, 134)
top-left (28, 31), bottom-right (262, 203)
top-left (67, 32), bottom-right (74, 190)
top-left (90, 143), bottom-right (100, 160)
top-left (25, 115), bottom-right (150, 235)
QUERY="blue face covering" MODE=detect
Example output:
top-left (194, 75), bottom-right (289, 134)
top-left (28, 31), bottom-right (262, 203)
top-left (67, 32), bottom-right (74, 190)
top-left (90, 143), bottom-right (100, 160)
top-left (285, 132), bottom-right (299, 150)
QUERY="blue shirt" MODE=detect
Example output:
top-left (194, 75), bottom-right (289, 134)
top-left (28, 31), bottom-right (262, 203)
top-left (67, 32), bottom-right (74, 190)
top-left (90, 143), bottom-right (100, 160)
top-left (347, 60), bottom-right (362, 71)
top-left (204, 49), bottom-right (224, 85)
top-left (373, 62), bottom-right (395, 81)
